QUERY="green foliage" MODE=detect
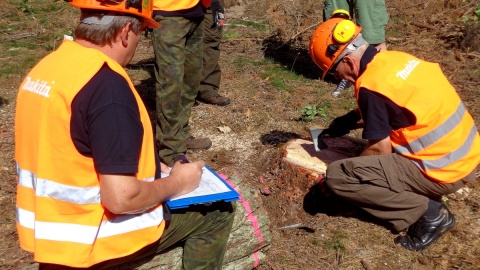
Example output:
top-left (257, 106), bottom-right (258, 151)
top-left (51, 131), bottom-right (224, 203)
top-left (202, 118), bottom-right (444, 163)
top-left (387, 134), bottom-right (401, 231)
top-left (300, 103), bottom-right (328, 122)
top-left (323, 232), bottom-right (346, 253)
top-left (300, 105), bottom-right (317, 121)
top-left (300, 105), bottom-right (319, 121)
top-left (462, 4), bottom-right (480, 23)
top-left (19, 0), bottom-right (32, 14)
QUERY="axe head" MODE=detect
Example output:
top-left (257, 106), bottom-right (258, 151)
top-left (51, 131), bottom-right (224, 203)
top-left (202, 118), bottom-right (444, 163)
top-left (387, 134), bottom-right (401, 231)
top-left (309, 127), bottom-right (328, 152)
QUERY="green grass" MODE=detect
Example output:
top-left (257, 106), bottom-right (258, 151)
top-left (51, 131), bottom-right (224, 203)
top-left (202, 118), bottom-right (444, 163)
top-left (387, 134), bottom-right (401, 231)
top-left (4, 40), bottom-right (38, 51)
top-left (323, 231), bottom-right (347, 253)
top-left (233, 56), bottom-right (253, 69)
top-left (229, 19), bottom-right (268, 31)
top-left (223, 31), bottom-right (239, 39)
top-left (260, 59), bottom-right (306, 92)
top-left (0, 55), bottom-right (37, 77)
top-left (0, 0), bottom-right (77, 78)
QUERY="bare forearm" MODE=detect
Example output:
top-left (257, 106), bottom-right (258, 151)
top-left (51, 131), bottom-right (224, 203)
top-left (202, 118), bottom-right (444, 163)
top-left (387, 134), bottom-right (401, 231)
top-left (100, 161), bottom-right (204, 214)
top-left (99, 175), bottom-right (181, 214)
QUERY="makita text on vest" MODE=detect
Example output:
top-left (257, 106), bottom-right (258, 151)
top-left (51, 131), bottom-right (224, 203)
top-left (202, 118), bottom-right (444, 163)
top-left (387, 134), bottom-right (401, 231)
top-left (396, 59), bottom-right (420, 80)
top-left (21, 77), bottom-right (52, 98)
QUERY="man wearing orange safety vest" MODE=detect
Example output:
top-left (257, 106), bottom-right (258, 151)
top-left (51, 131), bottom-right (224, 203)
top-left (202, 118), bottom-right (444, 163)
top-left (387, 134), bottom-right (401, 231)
top-left (309, 18), bottom-right (480, 251)
top-left (151, 0), bottom-right (214, 166)
top-left (14, 0), bottom-right (234, 268)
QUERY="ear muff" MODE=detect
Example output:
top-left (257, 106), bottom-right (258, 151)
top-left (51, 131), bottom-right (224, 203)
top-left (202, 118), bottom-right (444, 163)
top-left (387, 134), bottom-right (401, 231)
top-left (332, 20), bottom-right (356, 44)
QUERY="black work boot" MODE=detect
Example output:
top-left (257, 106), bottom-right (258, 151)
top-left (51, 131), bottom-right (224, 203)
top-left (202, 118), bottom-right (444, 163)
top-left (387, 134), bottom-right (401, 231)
top-left (198, 94), bottom-right (231, 106)
top-left (186, 136), bottom-right (212, 150)
top-left (395, 204), bottom-right (455, 251)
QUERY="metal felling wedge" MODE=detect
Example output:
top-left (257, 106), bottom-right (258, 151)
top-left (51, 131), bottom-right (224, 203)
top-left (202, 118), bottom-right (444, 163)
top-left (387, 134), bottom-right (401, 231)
top-left (309, 127), bottom-right (328, 152)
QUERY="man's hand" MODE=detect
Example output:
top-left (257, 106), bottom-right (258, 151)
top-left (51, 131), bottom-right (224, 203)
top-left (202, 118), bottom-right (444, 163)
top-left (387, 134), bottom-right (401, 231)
top-left (210, 0), bottom-right (225, 29)
top-left (322, 110), bottom-right (362, 137)
top-left (99, 160), bottom-right (205, 214)
top-left (168, 160), bottom-right (205, 197)
top-left (375, 42), bottom-right (387, 52)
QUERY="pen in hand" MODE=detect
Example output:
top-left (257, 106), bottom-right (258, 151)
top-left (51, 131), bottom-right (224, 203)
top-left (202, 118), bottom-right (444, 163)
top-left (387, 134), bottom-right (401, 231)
top-left (177, 155), bottom-right (190, 164)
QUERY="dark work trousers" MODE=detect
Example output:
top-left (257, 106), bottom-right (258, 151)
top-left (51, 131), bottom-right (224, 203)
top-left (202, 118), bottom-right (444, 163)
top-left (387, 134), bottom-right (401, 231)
top-left (152, 15), bottom-right (204, 165)
top-left (40, 202), bottom-right (236, 270)
top-left (197, 6), bottom-right (223, 100)
top-left (326, 153), bottom-right (476, 232)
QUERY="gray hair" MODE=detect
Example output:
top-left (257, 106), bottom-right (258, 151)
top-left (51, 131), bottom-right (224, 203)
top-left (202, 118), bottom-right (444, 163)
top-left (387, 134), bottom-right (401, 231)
top-left (74, 9), bottom-right (143, 46)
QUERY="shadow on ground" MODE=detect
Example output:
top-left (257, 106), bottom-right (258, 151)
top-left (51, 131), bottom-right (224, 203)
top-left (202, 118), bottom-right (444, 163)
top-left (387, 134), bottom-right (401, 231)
top-left (262, 34), bottom-right (339, 84)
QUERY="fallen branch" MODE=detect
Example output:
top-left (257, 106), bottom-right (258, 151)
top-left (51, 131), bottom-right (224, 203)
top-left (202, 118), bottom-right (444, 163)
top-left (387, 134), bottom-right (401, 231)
top-left (2, 32), bottom-right (36, 41)
top-left (361, 259), bottom-right (373, 270)
top-left (275, 22), bottom-right (321, 50)
top-left (222, 38), bottom-right (264, 42)
top-left (410, 22), bottom-right (436, 31)
top-left (386, 37), bottom-right (406, 42)
top-left (460, 52), bottom-right (480, 59)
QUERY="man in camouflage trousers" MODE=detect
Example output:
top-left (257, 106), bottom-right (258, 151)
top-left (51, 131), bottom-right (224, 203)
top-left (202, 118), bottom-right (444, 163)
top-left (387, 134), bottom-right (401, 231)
top-left (152, 0), bottom-right (213, 166)
top-left (196, 0), bottom-right (231, 106)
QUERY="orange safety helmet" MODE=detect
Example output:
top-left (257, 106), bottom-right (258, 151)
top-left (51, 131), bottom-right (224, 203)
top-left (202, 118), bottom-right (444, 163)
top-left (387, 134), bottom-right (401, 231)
top-left (309, 18), bottom-right (363, 79)
top-left (65, 0), bottom-right (160, 28)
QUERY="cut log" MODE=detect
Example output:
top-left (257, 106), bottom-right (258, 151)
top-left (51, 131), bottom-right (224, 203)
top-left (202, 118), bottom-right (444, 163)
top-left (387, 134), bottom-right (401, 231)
top-left (282, 137), bottom-right (364, 180)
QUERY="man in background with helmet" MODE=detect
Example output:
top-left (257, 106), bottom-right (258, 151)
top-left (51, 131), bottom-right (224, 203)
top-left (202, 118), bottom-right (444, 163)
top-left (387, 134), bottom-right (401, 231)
top-left (14, 0), bottom-right (234, 268)
top-left (309, 17), bottom-right (480, 250)
top-left (324, 0), bottom-right (389, 97)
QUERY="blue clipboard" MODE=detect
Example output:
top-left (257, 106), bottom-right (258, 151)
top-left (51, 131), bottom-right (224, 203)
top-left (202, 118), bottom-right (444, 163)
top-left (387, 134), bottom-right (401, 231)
top-left (166, 166), bottom-right (240, 209)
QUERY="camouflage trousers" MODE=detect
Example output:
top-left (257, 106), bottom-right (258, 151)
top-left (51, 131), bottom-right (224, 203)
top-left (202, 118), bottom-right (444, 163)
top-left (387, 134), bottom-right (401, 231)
top-left (151, 15), bottom-right (205, 165)
top-left (197, 7), bottom-right (223, 100)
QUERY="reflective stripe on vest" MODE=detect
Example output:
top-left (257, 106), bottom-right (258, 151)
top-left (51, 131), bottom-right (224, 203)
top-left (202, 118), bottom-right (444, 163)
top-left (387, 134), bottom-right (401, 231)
top-left (393, 102), bottom-right (478, 171)
top-left (17, 203), bottom-right (164, 244)
top-left (15, 41), bottom-right (162, 267)
top-left (18, 167), bottom-right (154, 204)
top-left (405, 125), bottom-right (478, 171)
top-left (356, 51), bottom-right (480, 183)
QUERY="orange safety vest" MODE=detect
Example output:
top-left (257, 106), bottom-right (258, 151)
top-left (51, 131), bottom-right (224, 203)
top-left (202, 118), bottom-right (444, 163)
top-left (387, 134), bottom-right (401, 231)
top-left (153, 0), bottom-right (211, 11)
top-left (15, 40), bottom-right (164, 267)
top-left (355, 51), bottom-right (480, 183)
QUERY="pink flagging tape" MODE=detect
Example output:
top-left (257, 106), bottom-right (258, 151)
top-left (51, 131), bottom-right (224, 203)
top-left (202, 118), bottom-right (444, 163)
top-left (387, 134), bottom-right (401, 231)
top-left (253, 251), bottom-right (260, 268)
top-left (220, 174), bottom-right (265, 268)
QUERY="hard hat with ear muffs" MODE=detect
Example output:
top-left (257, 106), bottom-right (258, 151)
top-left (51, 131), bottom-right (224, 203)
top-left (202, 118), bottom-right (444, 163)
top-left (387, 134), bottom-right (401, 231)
top-left (330, 9), bottom-right (350, 20)
top-left (309, 18), bottom-right (364, 79)
top-left (65, 0), bottom-right (160, 28)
